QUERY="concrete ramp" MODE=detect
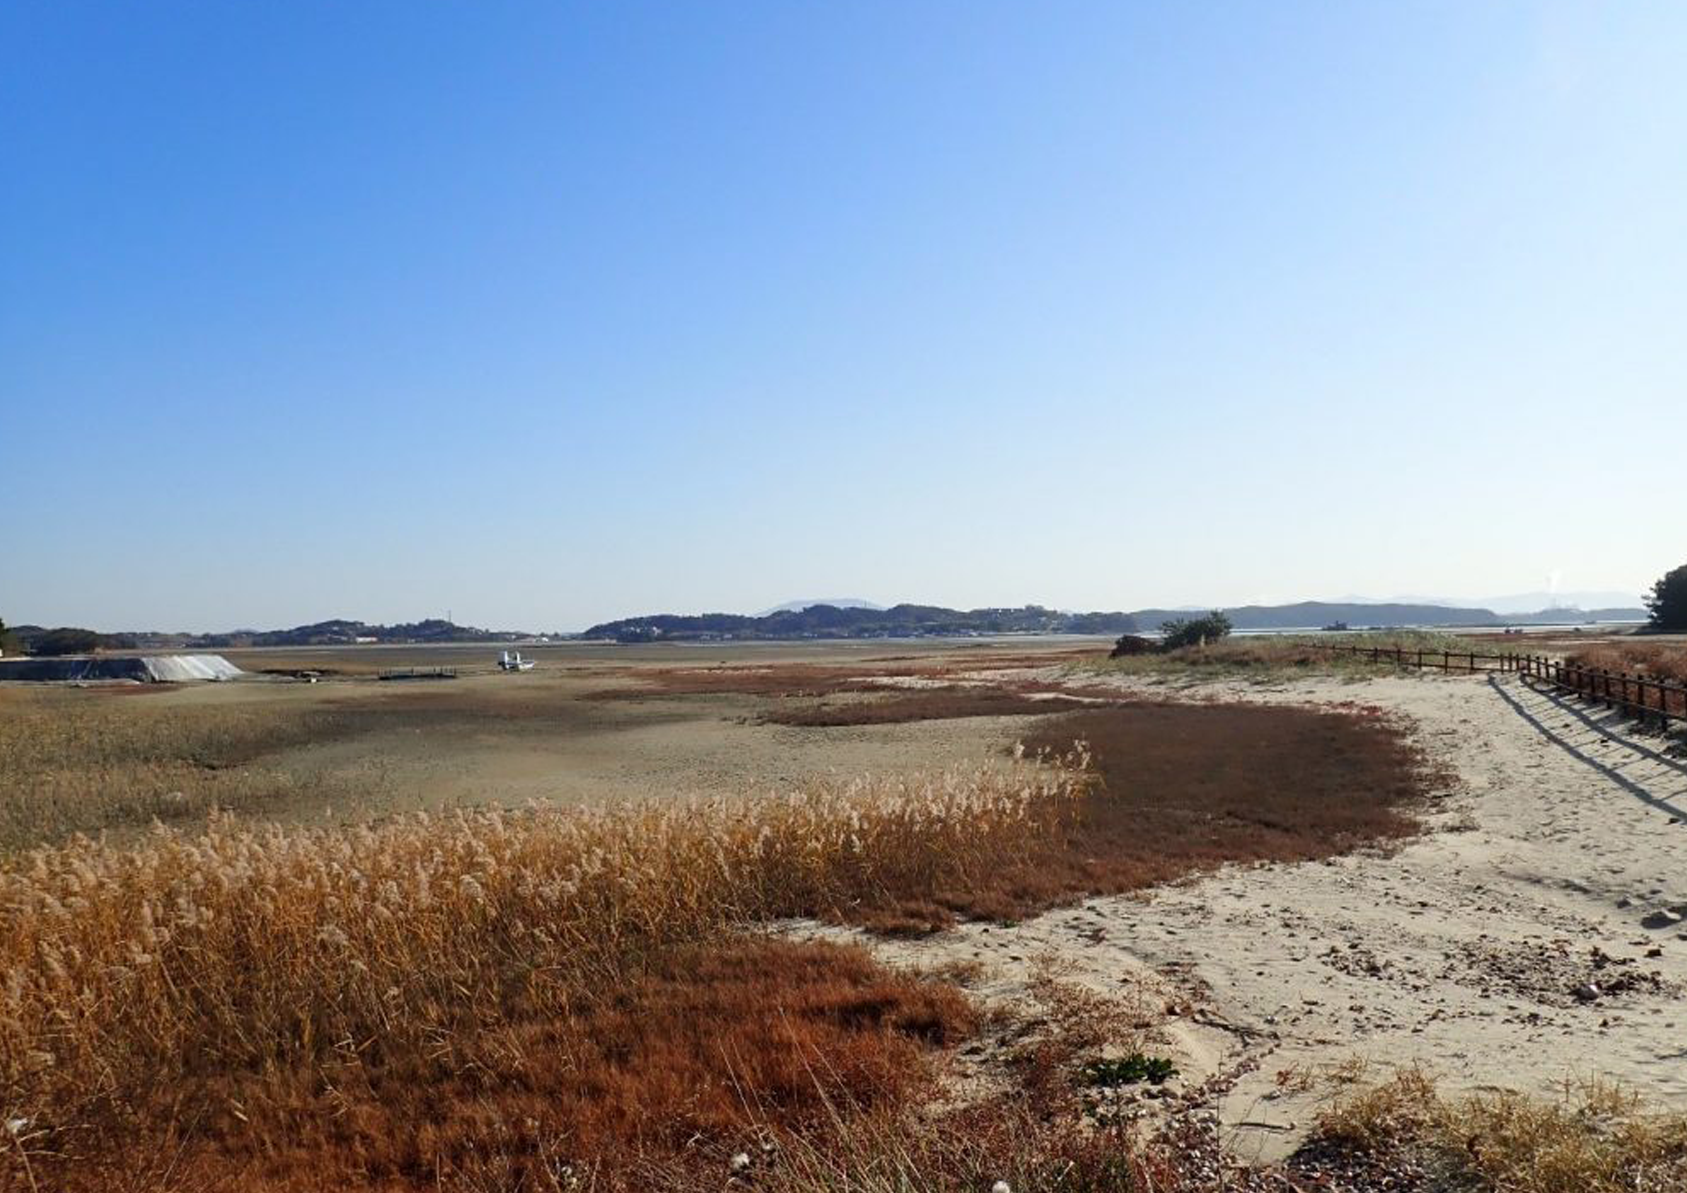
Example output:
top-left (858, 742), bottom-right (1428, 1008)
top-left (0, 654), bottom-right (243, 683)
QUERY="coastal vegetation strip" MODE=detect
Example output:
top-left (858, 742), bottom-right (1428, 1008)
top-left (0, 682), bottom-right (1447, 1188)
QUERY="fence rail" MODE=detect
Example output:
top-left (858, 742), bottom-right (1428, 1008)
top-left (1312, 643), bottom-right (1687, 728)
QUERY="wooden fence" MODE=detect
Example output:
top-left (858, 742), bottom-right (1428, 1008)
top-left (1313, 643), bottom-right (1687, 729)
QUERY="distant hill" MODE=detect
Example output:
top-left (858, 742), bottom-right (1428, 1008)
top-left (183, 619), bottom-right (539, 648)
top-left (1130, 601), bottom-right (1502, 631)
top-left (11, 599), bottom-right (1649, 654)
top-left (8, 625), bottom-right (139, 655)
top-left (1356, 591), bottom-right (1644, 616)
top-left (758, 598), bottom-right (886, 615)
top-left (1506, 606), bottom-right (1648, 625)
top-left (583, 603), bottom-right (1141, 642)
top-left (582, 600), bottom-right (1650, 642)
top-left (6, 618), bottom-right (549, 654)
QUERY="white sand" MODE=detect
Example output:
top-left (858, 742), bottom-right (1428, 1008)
top-left (820, 672), bottom-right (1687, 1161)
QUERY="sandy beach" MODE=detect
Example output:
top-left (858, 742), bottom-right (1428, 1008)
top-left (811, 669), bottom-right (1687, 1161)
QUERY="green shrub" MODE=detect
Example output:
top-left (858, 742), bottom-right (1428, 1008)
top-left (1159, 611), bottom-right (1232, 649)
top-left (1646, 563), bottom-right (1687, 631)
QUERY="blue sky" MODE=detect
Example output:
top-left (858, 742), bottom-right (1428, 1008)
top-left (3, 2), bottom-right (1682, 631)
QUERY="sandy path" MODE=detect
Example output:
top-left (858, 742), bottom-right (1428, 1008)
top-left (829, 671), bottom-right (1687, 1161)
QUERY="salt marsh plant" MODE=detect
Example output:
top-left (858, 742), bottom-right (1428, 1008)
top-left (0, 695), bottom-right (354, 849)
top-left (0, 755), bottom-right (1087, 1186)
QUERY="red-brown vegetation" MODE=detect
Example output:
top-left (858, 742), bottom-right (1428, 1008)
top-left (855, 701), bottom-right (1433, 932)
top-left (590, 651), bottom-right (1097, 701)
top-left (590, 662), bottom-right (935, 700)
top-left (1, 683), bottom-right (1436, 1192)
top-left (1569, 643), bottom-right (1687, 684)
top-left (761, 686), bottom-right (1103, 726)
top-left (1022, 702), bottom-right (1428, 883)
top-left (98, 938), bottom-right (970, 1193)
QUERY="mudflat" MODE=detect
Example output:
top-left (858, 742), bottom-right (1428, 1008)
top-left (11, 638), bottom-right (1108, 830)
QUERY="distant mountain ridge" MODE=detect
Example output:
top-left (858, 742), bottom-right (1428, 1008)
top-left (6, 619), bottom-right (543, 654)
top-left (126, 620), bottom-right (544, 649)
top-left (582, 599), bottom-right (1649, 642)
top-left (583, 604), bottom-right (1139, 642)
top-left (758, 598), bottom-right (886, 615)
top-left (13, 598), bottom-right (1651, 653)
top-left (1343, 591), bottom-right (1644, 616)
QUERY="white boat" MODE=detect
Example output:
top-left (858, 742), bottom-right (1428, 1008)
top-left (498, 650), bottom-right (535, 672)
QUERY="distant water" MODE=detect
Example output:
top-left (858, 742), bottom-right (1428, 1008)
top-left (1223, 621), bottom-right (1644, 637)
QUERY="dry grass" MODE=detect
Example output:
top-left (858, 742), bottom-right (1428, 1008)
top-left (0, 758), bottom-right (1082, 1189)
top-left (923, 702), bottom-right (1430, 921)
top-left (0, 696), bottom-right (362, 850)
top-left (0, 673), bottom-right (1447, 1191)
top-left (761, 686), bottom-right (1102, 727)
top-left (1093, 630), bottom-right (1503, 680)
top-left (590, 662), bottom-right (945, 700)
top-left (93, 936), bottom-right (974, 1192)
top-left (1568, 644), bottom-right (1687, 680)
top-left (732, 1095), bottom-right (1193, 1193)
top-left (1313, 1070), bottom-right (1687, 1192)
top-left (1568, 643), bottom-right (1687, 717)
top-left (591, 652), bottom-right (1095, 701)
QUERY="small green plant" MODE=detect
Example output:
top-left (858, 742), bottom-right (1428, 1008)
top-left (1077, 1053), bottom-right (1177, 1088)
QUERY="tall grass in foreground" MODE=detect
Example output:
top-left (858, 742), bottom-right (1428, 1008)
top-left (0, 757), bottom-right (1086, 1179)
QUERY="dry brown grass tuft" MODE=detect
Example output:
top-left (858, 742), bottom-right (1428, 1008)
top-left (1569, 643), bottom-right (1687, 716)
top-left (109, 936), bottom-right (973, 1192)
top-left (1314, 1071), bottom-right (1687, 1192)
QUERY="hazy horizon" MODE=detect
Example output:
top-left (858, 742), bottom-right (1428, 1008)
top-left (1, 588), bottom-right (1652, 638)
top-left (5, 3), bottom-right (1683, 631)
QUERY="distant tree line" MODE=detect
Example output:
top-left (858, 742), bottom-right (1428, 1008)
top-left (584, 596), bottom-right (1655, 643)
top-left (187, 619), bottom-right (532, 648)
top-left (581, 603), bottom-right (1143, 643)
top-left (2, 624), bottom-right (136, 656)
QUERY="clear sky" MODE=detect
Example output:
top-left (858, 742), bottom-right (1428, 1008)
top-left (3, 2), bottom-right (1682, 632)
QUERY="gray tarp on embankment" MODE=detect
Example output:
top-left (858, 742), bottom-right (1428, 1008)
top-left (0, 654), bottom-right (243, 683)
